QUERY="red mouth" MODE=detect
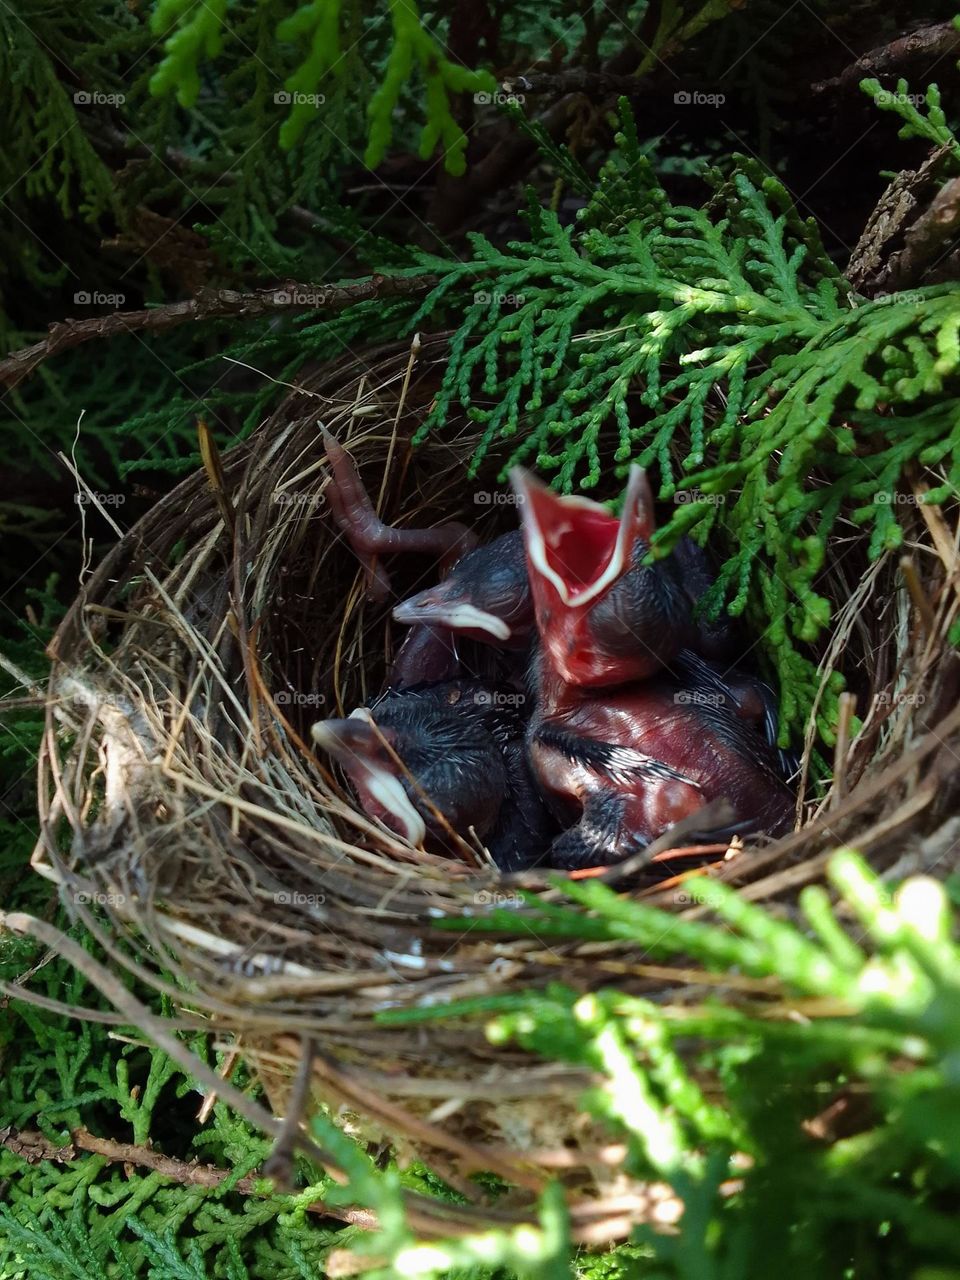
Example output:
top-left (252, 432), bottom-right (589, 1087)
top-left (511, 466), bottom-right (654, 604)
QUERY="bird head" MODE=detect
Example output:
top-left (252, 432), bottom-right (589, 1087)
top-left (311, 710), bottom-right (427, 846)
top-left (392, 532), bottom-right (532, 648)
top-left (312, 690), bottom-right (508, 849)
top-left (511, 465), bottom-right (666, 686)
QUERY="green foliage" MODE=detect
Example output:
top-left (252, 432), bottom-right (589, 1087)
top-left (363, 0), bottom-right (495, 174)
top-left (0, 1), bottom-right (119, 223)
top-left (307, 1112), bottom-right (570, 1280)
top-left (0, 924), bottom-right (570, 1279)
top-left (0, 0), bottom-right (132, 349)
top-left (860, 77), bottom-right (960, 160)
top-left (635, 0), bottom-right (740, 75)
top-left (150, 0), bottom-right (231, 108)
top-left (366, 100), bottom-right (960, 742)
top-left (0, 944), bottom-right (342, 1278)
top-left (1, 330), bottom-right (239, 484)
top-left (379, 851), bottom-right (960, 1275)
top-left (409, 141), bottom-right (845, 490)
top-left (149, 0), bottom-right (495, 173)
top-left (274, 0), bottom-right (352, 147)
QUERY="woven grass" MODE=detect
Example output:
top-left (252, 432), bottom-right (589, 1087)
top-left (21, 333), bottom-right (960, 1239)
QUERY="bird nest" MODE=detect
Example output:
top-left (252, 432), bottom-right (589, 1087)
top-left (29, 333), bottom-right (960, 1239)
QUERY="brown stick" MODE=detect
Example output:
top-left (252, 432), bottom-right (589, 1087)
top-left (830, 691), bottom-right (858, 806)
top-left (0, 1124), bottom-right (378, 1229)
top-left (500, 69), bottom-right (643, 97)
top-left (899, 554), bottom-right (937, 635)
top-left (813, 20), bottom-right (960, 94)
top-left (0, 274), bottom-right (438, 390)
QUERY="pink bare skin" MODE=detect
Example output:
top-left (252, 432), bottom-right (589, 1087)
top-left (512, 467), bottom-right (794, 869)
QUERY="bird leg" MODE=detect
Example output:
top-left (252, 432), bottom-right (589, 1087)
top-left (322, 429), bottom-right (478, 603)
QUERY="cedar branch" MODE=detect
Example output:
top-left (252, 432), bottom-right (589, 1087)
top-left (0, 274), bottom-right (438, 390)
top-left (813, 20), bottom-right (960, 95)
top-left (0, 1124), bottom-right (378, 1229)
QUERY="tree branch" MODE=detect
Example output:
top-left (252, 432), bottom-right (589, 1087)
top-left (0, 274), bottom-right (438, 390)
top-left (813, 20), bottom-right (960, 95)
top-left (499, 69), bottom-right (643, 97)
top-left (846, 144), bottom-right (957, 293)
top-left (0, 1124), bottom-right (378, 1229)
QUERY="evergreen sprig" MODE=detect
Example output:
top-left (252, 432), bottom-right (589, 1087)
top-left (148, 0), bottom-right (495, 174)
top-left (306, 1111), bottom-right (570, 1280)
top-left (378, 99), bottom-right (960, 741)
top-left (149, 0), bottom-right (231, 109)
top-left (0, 1), bottom-right (119, 222)
top-left (363, 0), bottom-right (495, 174)
top-left (860, 75), bottom-right (960, 160)
top-left (376, 851), bottom-right (960, 1273)
top-left (0, 964), bottom-right (342, 1278)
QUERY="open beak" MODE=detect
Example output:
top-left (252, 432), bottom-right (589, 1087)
top-left (510, 465), bottom-right (653, 607)
top-left (510, 466), bottom-right (656, 685)
top-left (311, 711), bottom-right (426, 845)
top-left (310, 712), bottom-right (383, 762)
top-left (510, 466), bottom-right (662, 685)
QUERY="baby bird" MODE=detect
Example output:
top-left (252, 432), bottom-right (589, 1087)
top-left (510, 469), bottom-right (795, 868)
top-left (529, 654), bottom-right (795, 869)
top-left (312, 682), bottom-right (551, 872)
top-left (512, 465), bottom-right (705, 686)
